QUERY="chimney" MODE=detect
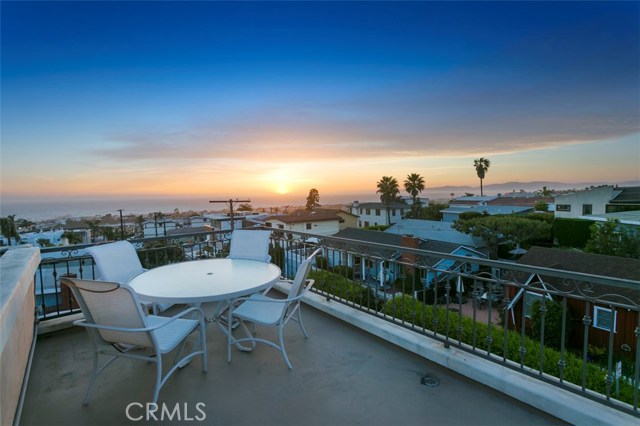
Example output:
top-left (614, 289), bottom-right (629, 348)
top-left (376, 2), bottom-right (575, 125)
top-left (400, 234), bottom-right (419, 273)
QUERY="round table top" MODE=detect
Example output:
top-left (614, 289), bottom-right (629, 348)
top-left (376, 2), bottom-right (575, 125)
top-left (129, 258), bottom-right (282, 304)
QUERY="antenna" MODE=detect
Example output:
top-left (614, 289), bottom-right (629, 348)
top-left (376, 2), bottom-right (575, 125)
top-left (209, 199), bottom-right (250, 231)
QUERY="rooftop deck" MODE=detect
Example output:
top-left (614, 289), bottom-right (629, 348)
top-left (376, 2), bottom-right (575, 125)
top-left (21, 298), bottom-right (563, 426)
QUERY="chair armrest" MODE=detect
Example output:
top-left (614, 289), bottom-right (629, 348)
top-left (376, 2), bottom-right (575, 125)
top-left (73, 306), bottom-right (206, 333)
top-left (231, 279), bottom-right (315, 306)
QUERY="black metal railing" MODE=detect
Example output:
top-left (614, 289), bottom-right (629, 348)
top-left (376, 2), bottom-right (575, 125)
top-left (34, 227), bottom-right (639, 416)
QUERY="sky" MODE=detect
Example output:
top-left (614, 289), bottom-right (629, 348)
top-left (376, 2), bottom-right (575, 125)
top-left (2, 1), bottom-right (639, 207)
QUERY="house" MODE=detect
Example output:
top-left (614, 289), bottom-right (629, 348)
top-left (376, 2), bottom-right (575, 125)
top-left (487, 192), bottom-right (555, 210)
top-left (440, 205), bottom-right (533, 223)
top-left (554, 185), bottom-right (640, 219)
top-left (384, 219), bottom-right (487, 251)
top-left (328, 227), bottom-right (487, 291)
top-left (349, 201), bottom-right (410, 227)
top-left (505, 246), bottom-right (640, 357)
top-left (142, 220), bottom-right (178, 238)
top-left (449, 195), bottom-right (498, 207)
top-left (264, 209), bottom-right (357, 236)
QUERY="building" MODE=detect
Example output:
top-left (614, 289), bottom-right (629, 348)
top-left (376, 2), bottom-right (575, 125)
top-left (349, 201), bottom-right (411, 227)
top-left (329, 227), bottom-right (487, 290)
top-left (506, 246), bottom-right (640, 357)
top-left (265, 209), bottom-right (357, 236)
top-left (440, 205), bottom-right (533, 223)
top-left (384, 219), bottom-right (487, 251)
top-left (554, 185), bottom-right (640, 219)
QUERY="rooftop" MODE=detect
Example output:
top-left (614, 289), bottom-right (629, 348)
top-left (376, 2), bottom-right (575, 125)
top-left (21, 296), bottom-right (565, 426)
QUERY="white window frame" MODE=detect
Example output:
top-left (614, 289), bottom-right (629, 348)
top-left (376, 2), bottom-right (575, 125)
top-left (523, 291), bottom-right (545, 318)
top-left (593, 306), bottom-right (617, 332)
top-left (556, 204), bottom-right (571, 212)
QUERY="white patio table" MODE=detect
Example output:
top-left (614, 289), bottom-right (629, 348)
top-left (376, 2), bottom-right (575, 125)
top-left (129, 258), bottom-right (281, 345)
top-left (129, 258), bottom-right (281, 307)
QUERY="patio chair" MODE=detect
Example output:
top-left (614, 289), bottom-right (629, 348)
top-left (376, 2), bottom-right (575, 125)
top-left (61, 277), bottom-right (207, 404)
top-left (86, 241), bottom-right (172, 313)
top-left (227, 229), bottom-right (272, 263)
top-left (226, 247), bottom-right (322, 369)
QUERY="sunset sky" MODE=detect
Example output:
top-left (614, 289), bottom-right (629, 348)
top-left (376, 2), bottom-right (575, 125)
top-left (2, 1), bottom-right (639, 206)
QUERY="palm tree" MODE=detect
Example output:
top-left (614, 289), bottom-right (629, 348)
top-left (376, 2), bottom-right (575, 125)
top-left (0, 215), bottom-right (20, 246)
top-left (85, 220), bottom-right (102, 243)
top-left (403, 173), bottom-right (425, 217)
top-left (473, 157), bottom-right (491, 197)
top-left (376, 176), bottom-right (400, 225)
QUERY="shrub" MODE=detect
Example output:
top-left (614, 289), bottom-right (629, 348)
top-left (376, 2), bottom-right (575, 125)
top-left (382, 295), bottom-right (636, 405)
top-left (553, 218), bottom-right (592, 248)
top-left (332, 265), bottom-right (354, 279)
top-left (529, 299), bottom-right (572, 350)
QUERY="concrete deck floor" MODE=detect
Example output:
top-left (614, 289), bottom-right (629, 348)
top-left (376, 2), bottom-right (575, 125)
top-left (21, 300), bottom-right (565, 426)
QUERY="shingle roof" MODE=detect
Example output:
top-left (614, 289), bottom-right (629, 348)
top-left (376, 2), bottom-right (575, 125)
top-left (265, 209), bottom-right (344, 224)
top-left (385, 219), bottom-right (486, 248)
top-left (515, 246), bottom-right (640, 303)
top-left (610, 186), bottom-right (640, 204)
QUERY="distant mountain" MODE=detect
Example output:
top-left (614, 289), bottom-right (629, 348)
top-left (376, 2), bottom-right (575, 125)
top-left (424, 180), bottom-right (640, 200)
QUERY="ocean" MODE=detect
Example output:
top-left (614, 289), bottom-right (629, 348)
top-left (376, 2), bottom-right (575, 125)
top-left (0, 193), bottom-right (385, 222)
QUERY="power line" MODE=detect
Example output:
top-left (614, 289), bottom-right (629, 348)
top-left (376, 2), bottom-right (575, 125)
top-left (209, 199), bottom-right (250, 231)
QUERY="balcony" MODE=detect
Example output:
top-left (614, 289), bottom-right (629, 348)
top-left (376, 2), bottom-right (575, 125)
top-left (3, 228), bottom-right (640, 425)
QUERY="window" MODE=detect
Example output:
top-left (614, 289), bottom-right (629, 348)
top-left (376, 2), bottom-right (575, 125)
top-left (391, 209), bottom-right (396, 215)
top-left (364, 221), bottom-right (370, 227)
top-left (277, 224), bottom-right (284, 229)
top-left (266, 222), bottom-right (272, 227)
top-left (358, 220), bottom-right (362, 227)
top-left (556, 204), bottom-right (571, 212)
top-left (375, 209), bottom-right (381, 216)
top-left (366, 209), bottom-right (371, 215)
top-left (593, 306), bottom-right (617, 332)
top-left (524, 292), bottom-right (544, 318)
top-left (306, 223), bottom-right (312, 230)
top-left (582, 204), bottom-right (592, 215)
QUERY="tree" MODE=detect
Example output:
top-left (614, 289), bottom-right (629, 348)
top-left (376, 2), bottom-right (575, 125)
top-left (404, 173), bottom-right (425, 217)
top-left (534, 200), bottom-right (549, 212)
top-left (36, 238), bottom-right (53, 247)
top-left (454, 215), bottom-right (552, 259)
top-left (135, 215), bottom-right (145, 237)
top-left (237, 203), bottom-right (253, 212)
top-left (0, 215), bottom-right (20, 246)
top-left (417, 202), bottom-right (449, 221)
top-left (585, 218), bottom-right (640, 259)
top-left (376, 176), bottom-right (400, 225)
top-left (62, 231), bottom-right (84, 245)
top-left (85, 220), bottom-right (102, 243)
top-left (473, 157), bottom-right (491, 197)
top-left (305, 188), bottom-right (321, 211)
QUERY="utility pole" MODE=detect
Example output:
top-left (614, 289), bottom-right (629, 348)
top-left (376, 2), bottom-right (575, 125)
top-left (153, 212), bottom-right (161, 237)
top-left (209, 199), bottom-right (250, 231)
top-left (117, 209), bottom-right (125, 240)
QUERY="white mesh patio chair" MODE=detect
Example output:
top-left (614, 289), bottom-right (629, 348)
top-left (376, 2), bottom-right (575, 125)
top-left (227, 229), bottom-right (272, 263)
top-left (86, 241), bottom-right (172, 314)
top-left (226, 247), bottom-right (322, 369)
top-left (61, 277), bottom-right (207, 404)
top-left (203, 229), bottom-right (274, 322)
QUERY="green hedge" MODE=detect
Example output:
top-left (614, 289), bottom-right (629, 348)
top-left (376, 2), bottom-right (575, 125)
top-left (383, 296), bottom-right (637, 406)
top-left (309, 269), bottom-right (383, 311)
top-left (553, 218), bottom-right (592, 248)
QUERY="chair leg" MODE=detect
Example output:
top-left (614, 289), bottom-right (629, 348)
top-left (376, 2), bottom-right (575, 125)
top-left (152, 356), bottom-right (162, 404)
top-left (200, 323), bottom-right (208, 372)
top-left (82, 348), bottom-right (100, 405)
top-left (278, 323), bottom-right (293, 370)
top-left (296, 309), bottom-right (309, 339)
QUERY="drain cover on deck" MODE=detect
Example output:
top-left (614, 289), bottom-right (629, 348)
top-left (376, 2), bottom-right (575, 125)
top-left (420, 373), bottom-right (440, 387)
